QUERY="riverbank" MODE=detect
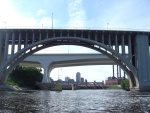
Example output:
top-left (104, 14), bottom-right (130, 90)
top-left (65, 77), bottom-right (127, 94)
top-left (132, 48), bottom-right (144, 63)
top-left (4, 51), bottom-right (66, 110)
top-left (105, 85), bottom-right (122, 90)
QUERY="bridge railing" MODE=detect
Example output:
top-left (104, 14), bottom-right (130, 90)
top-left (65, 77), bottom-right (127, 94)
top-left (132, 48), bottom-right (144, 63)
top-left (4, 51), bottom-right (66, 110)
top-left (0, 26), bottom-right (150, 32)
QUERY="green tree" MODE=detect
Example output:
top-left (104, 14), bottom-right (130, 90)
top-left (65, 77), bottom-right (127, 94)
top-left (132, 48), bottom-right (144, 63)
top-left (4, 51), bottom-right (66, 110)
top-left (121, 79), bottom-right (130, 90)
top-left (7, 65), bottom-right (43, 88)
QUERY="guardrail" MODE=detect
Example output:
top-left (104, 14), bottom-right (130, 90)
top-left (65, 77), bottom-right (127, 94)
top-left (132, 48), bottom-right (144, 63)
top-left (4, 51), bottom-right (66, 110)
top-left (0, 26), bottom-right (150, 32)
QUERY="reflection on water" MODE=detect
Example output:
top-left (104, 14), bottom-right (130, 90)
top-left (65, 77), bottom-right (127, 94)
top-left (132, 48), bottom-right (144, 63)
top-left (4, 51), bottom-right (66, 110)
top-left (0, 90), bottom-right (150, 113)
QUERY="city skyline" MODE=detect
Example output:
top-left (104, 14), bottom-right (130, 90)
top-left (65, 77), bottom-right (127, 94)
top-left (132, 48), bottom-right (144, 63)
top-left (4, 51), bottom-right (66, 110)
top-left (0, 0), bottom-right (150, 82)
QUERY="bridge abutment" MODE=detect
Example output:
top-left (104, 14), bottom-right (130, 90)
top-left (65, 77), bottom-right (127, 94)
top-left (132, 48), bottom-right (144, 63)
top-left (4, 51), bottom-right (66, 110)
top-left (134, 34), bottom-right (150, 91)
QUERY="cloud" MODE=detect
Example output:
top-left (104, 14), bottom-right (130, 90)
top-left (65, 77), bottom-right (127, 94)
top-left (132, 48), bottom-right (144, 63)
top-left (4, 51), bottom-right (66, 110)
top-left (67, 0), bottom-right (86, 28)
top-left (37, 9), bottom-right (47, 16)
top-left (0, 1), bottom-right (52, 28)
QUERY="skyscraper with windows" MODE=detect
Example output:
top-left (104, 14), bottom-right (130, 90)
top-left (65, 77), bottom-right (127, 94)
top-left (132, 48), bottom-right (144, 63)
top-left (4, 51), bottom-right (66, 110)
top-left (76, 72), bottom-right (81, 83)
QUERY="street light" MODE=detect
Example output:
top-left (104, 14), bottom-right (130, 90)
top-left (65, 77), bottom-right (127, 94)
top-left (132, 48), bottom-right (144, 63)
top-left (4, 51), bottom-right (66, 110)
top-left (3, 21), bottom-right (6, 28)
top-left (52, 13), bottom-right (53, 29)
top-left (107, 23), bottom-right (109, 30)
top-left (58, 69), bottom-right (62, 80)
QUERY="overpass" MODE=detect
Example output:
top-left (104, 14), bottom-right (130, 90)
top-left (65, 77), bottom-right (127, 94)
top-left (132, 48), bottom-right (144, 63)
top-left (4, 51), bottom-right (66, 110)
top-left (0, 28), bottom-right (150, 91)
top-left (18, 54), bottom-right (117, 83)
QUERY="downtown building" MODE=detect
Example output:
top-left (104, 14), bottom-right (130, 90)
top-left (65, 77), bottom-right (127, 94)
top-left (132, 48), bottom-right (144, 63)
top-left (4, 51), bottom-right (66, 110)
top-left (76, 72), bottom-right (81, 83)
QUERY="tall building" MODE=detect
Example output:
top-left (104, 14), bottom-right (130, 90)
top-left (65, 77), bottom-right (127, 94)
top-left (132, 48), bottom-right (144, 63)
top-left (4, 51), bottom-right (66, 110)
top-left (65, 76), bottom-right (70, 82)
top-left (76, 72), bottom-right (81, 83)
top-left (81, 77), bottom-right (84, 83)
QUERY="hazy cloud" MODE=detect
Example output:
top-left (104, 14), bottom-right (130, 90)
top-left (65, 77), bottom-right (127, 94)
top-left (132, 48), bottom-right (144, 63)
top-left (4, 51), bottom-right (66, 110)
top-left (37, 9), bottom-right (47, 16)
top-left (68, 0), bottom-right (86, 28)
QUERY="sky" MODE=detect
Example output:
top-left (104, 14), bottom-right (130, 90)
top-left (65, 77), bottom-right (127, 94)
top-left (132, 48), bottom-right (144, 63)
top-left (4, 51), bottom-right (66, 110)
top-left (0, 0), bottom-right (150, 82)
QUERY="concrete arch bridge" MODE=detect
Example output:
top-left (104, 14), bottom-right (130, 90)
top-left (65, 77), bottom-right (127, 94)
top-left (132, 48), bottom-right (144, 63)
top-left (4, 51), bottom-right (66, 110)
top-left (0, 28), bottom-right (150, 91)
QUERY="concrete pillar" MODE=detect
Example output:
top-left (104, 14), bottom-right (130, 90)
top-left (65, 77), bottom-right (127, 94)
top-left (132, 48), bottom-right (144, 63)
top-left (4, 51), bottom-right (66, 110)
top-left (135, 34), bottom-right (150, 91)
top-left (117, 65), bottom-right (119, 79)
top-left (108, 33), bottom-right (111, 47)
top-left (46, 31), bottom-right (48, 39)
top-left (18, 33), bottom-right (21, 51)
top-left (39, 32), bottom-right (41, 41)
top-left (119, 67), bottom-right (121, 78)
top-left (67, 30), bottom-right (69, 37)
top-left (81, 31), bottom-right (83, 38)
top-left (0, 33), bottom-right (2, 66)
top-left (74, 30), bottom-right (76, 37)
top-left (4, 32), bottom-right (9, 61)
top-left (40, 61), bottom-right (52, 83)
top-left (123, 72), bottom-right (126, 79)
top-left (122, 34), bottom-right (125, 56)
top-left (32, 32), bottom-right (35, 44)
top-left (115, 33), bottom-right (119, 52)
top-left (53, 30), bottom-right (55, 37)
top-left (88, 31), bottom-right (90, 39)
top-left (112, 65), bottom-right (114, 78)
top-left (11, 33), bottom-right (15, 55)
top-left (128, 34), bottom-right (132, 63)
top-left (95, 31), bottom-right (97, 41)
top-left (25, 33), bottom-right (28, 47)
top-left (102, 32), bottom-right (104, 44)
top-left (42, 65), bottom-right (49, 83)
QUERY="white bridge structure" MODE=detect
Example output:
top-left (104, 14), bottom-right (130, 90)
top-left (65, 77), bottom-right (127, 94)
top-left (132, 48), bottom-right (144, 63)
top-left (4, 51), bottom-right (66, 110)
top-left (0, 28), bottom-right (150, 91)
top-left (18, 53), bottom-right (116, 83)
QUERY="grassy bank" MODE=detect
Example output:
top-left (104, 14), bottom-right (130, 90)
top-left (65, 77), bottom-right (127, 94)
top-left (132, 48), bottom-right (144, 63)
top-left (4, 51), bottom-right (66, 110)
top-left (106, 85), bottom-right (122, 90)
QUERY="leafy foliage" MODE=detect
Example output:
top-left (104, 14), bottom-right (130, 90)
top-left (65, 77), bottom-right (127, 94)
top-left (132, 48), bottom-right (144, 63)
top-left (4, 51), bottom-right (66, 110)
top-left (121, 79), bottom-right (130, 90)
top-left (7, 65), bottom-right (43, 88)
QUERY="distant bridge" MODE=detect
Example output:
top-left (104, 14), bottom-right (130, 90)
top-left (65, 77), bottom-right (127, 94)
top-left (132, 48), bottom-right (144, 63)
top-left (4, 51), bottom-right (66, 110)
top-left (18, 53), bottom-right (116, 83)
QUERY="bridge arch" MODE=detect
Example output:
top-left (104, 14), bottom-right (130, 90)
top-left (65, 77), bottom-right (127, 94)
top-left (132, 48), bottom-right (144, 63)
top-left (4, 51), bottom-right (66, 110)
top-left (0, 34), bottom-right (138, 89)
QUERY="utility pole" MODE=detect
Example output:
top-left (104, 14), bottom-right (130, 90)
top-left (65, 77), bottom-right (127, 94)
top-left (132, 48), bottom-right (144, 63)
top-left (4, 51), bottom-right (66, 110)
top-left (52, 13), bottom-right (53, 29)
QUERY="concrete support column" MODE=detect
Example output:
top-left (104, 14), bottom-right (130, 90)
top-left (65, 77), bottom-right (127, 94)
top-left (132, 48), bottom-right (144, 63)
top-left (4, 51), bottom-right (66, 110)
top-left (25, 33), bottom-right (28, 47)
top-left (40, 61), bottom-right (52, 83)
top-left (128, 34), bottom-right (132, 63)
top-left (81, 31), bottom-right (83, 38)
top-left (67, 30), bottom-right (69, 37)
top-left (112, 65), bottom-right (114, 78)
top-left (108, 34), bottom-right (111, 47)
top-left (123, 72), bottom-right (126, 79)
top-left (119, 67), bottom-right (121, 78)
top-left (46, 31), bottom-right (48, 39)
top-left (53, 30), bottom-right (55, 37)
top-left (88, 31), bottom-right (90, 39)
top-left (95, 31), bottom-right (97, 41)
top-left (39, 32), bottom-right (41, 41)
top-left (4, 32), bottom-right (9, 61)
top-left (11, 33), bottom-right (15, 55)
top-left (74, 30), bottom-right (76, 37)
top-left (122, 34), bottom-right (125, 56)
top-left (117, 65), bottom-right (119, 79)
top-left (115, 33), bottom-right (119, 52)
top-left (102, 32), bottom-right (104, 44)
top-left (135, 34), bottom-right (150, 90)
top-left (18, 33), bottom-right (21, 51)
top-left (42, 65), bottom-right (49, 83)
top-left (0, 33), bottom-right (2, 66)
top-left (32, 32), bottom-right (35, 44)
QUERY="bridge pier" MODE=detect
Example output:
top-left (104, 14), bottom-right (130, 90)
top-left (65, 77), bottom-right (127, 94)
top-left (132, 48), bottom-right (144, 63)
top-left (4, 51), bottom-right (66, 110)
top-left (40, 61), bottom-right (51, 83)
top-left (133, 34), bottom-right (150, 91)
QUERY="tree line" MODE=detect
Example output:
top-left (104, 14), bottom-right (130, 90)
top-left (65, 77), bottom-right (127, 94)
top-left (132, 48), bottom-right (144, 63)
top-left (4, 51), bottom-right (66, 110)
top-left (7, 65), bottom-right (43, 88)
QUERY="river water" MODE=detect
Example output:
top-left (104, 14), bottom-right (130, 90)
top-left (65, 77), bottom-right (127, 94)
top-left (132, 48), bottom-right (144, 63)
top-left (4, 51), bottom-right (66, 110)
top-left (0, 90), bottom-right (150, 113)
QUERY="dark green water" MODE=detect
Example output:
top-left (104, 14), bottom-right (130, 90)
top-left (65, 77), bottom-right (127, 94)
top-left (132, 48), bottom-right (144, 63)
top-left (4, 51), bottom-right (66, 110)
top-left (0, 90), bottom-right (150, 113)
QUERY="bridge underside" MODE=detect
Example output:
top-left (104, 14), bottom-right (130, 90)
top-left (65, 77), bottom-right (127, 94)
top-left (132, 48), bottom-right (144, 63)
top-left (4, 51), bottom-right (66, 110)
top-left (0, 29), bottom-right (150, 91)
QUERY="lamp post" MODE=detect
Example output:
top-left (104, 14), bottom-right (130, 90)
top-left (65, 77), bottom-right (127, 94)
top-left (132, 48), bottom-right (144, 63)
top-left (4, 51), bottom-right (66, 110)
top-left (3, 21), bottom-right (6, 28)
top-left (107, 23), bottom-right (109, 30)
top-left (52, 13), bottom-right (53, 29)
top-left (58, 69), bottom-right (62, 80)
